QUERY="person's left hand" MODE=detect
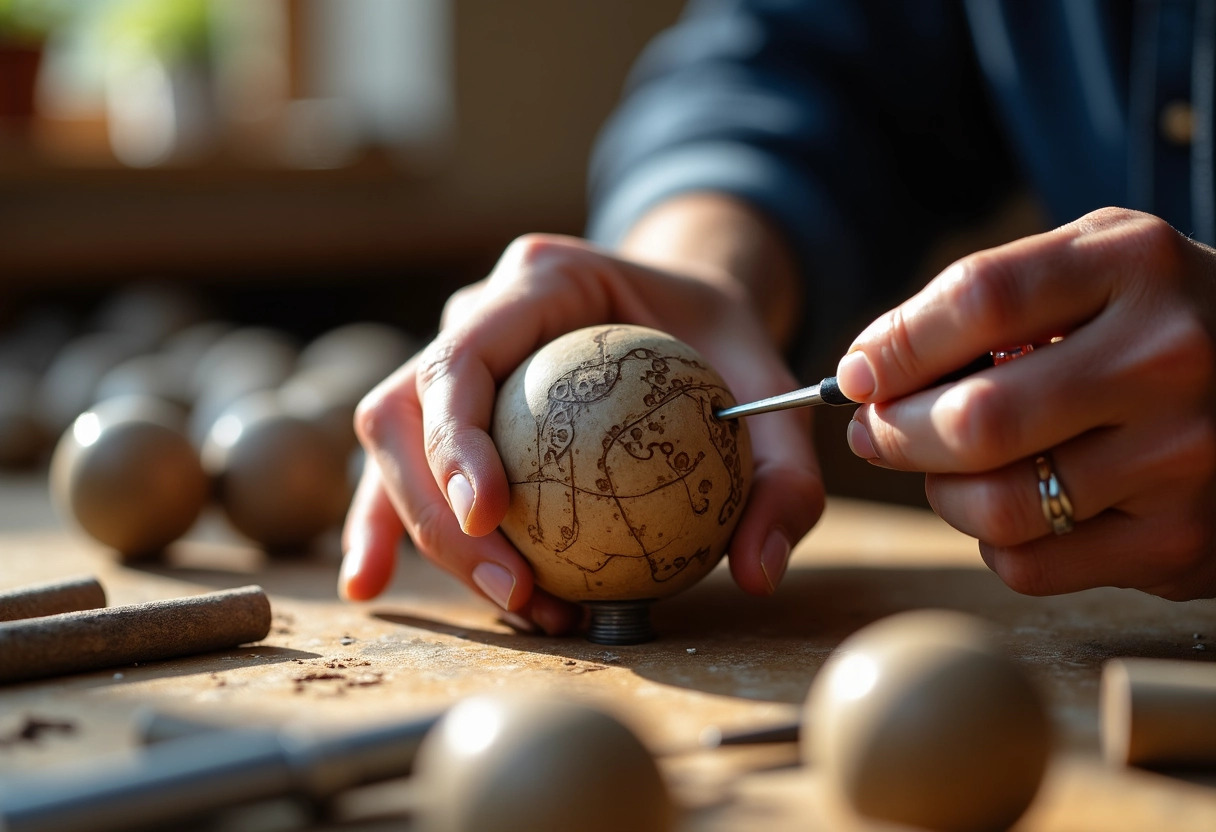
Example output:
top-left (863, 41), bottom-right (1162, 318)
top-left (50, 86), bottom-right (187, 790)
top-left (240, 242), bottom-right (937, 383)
top-left (340, 230), bottom-right (823, 634)
top-left (837, 207), bottom-right (1216, 601)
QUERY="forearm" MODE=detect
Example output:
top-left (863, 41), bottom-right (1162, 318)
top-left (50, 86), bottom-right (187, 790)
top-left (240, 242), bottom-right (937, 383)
top-left (615, 192), bottom-right (803, 350)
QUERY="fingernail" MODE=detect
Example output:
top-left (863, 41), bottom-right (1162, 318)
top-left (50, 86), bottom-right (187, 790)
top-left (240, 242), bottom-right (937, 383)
top-left (837, 351), bottom-right (875, 400)
top-left (338, 539), bottom-right (365, 601)
top-left (760, 528), bottom-right (791, 594)
top-left (472, 562), bottom-right (516, 610)
top-left (447, 472), bottom-right (475, 533)
top-left (847, 419), bottom-right (878, 460)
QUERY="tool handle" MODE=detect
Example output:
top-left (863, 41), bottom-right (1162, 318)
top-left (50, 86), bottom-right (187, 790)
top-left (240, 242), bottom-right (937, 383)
top-left (817, 376), bottom-right (853, 406)
top-left (0, 731), bottom-right (293, 832)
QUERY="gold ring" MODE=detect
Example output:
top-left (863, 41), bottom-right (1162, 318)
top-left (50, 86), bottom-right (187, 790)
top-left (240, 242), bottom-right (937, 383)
top-left (1035, 453), bottom-right (1074, 535)
top-left (991, 344), bottom-right (1035, 364)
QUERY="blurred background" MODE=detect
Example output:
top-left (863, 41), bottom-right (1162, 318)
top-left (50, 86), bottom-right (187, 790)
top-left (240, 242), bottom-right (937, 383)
top-left (0, 0), bottom-right (731, 533)
top-left (0, 0), bottom-right (683, 326)
top-left (0, 0), bottom-right (971, 509)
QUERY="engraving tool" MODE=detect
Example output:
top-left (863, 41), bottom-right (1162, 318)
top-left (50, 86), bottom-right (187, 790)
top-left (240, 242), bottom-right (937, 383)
top-left (714, 347), bottom-right (1036, 420)
top-left (713, 376), bottom-right (852, 419)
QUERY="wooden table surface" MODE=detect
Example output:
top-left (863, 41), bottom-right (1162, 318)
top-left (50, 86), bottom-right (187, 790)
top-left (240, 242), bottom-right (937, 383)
top-left (2, 471), bottom-right (1215, 830)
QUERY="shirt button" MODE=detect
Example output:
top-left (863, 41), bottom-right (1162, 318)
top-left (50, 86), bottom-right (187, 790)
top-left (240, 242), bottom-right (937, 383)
top-left (1160, 100), bottom-right (1194, 145)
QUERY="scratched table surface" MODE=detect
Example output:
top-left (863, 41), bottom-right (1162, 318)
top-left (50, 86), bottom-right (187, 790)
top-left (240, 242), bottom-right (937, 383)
top-left (2, 470), bottom-right (1215, 831)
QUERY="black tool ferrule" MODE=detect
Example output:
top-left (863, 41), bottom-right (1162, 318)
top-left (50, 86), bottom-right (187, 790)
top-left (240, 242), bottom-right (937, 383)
top-left (819, 376), bottom-right (855, 406)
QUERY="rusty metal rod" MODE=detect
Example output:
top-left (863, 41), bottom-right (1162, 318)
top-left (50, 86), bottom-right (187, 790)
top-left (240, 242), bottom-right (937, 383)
top-left (0, 585), bottom-right (271, 684)
top-left (0, 576), bottom-right (106, 622)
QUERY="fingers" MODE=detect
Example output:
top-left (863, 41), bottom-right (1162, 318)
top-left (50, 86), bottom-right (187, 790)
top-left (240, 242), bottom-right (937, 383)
top-left (354, 235), bottom-right (625, 628)
top-left (695, 319), bottom-right (826, 596)
top-left (412, 235), bottom-right (641, 540)
top-left (926, 455), bottom-right (1085, 550)
top-left (846, 329), bottom-right (1119, 473)
top-left (835, 230), bottom-right (1086, 402)
top-left (414, 345), bottom-right (510, 538)
top-left (726, 440), bottom-right (825, 595)
top-left (341, 461), bottom-right (583, 632)
top-left (508, 589), bottom-right (585, 637)
top-left (978, 509), bottom-right (1216, 601)
top-left (840, 208), bottom-right (1212, 474)
top-left (835, 208), bottom-right (1216, 601)
top-left (937, 459), bottom-right (1216, 599)
top-left (340, 462), bottom-right (403, 601)
top-left (439, 279), bottom-right (487, 330)
top-left (413, 233), bottom-right (820, 597)
top-left (360, 231), bottom-right (829, 611)
top-left (355, 357), bottom-right (580, 632)
top-left (923, 412), bottom-right (1214, 547)
top-left (836, 208), bottom-right (1180, 404)
top-left (920, 377), bottom-right (1216, 599)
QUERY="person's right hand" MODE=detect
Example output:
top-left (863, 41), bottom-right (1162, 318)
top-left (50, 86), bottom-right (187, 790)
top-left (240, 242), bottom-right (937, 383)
top-left (837, 207), bottom-right (1216, 600)
top-left (340, 232), bottom-right (825, 633)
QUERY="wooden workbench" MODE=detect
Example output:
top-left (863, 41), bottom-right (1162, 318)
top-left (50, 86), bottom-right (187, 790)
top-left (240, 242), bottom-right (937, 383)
top-left (2, 471), bottom-right (1215, 830)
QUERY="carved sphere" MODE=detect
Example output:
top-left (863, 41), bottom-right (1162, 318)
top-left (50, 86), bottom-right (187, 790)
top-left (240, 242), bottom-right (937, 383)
top-left (492, 324), bottom-right (751, 602)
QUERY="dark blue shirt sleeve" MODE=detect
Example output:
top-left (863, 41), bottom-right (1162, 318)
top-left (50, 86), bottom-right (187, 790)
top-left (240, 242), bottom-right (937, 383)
top-left (586, 0), bottom-right (1019, 367)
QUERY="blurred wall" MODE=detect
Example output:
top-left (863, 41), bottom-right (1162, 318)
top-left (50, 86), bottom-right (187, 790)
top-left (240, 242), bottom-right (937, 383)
top-left (0, 1), bottom-right (684, 300)
top-left (0, 1), bottom-right (1042, 508)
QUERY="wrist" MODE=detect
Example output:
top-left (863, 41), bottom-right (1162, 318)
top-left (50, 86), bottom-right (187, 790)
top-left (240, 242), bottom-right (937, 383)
top-left (616, 192), bottom-right (803, 347)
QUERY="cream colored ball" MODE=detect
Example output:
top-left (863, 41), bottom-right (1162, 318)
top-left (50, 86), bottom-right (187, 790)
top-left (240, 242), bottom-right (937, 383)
top-left (50, 395), bottom-right (208, 559)
top-left (413, 695), bottom-right (674, 832)
top-left (805, 610), bottom-right (1052, 832)
top-left (201, 392), bottom-right (350, 552)
top-left (492, 324), bottom-right (751, 602)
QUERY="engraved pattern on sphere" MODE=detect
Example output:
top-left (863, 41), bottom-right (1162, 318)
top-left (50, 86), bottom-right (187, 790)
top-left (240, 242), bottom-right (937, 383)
top-left (493, 325), bottom-right (752, 601)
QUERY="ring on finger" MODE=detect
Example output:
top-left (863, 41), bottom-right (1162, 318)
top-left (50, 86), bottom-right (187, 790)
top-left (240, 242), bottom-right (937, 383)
top-left (991, 343), bottom-right (1035, 364)
top-left (1034, 453), bottom-right (1074, 535)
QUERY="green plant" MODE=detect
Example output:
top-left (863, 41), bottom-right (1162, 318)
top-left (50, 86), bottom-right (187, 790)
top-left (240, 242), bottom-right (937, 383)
top-left (101, 0), bottom-right (211, 63)
top-left (0, 0), bottom-right (65, 45)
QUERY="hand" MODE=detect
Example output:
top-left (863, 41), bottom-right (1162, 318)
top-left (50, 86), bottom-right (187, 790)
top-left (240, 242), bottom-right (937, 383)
top-left (340, 230), bottom-right (824, 632)
top-left (837, 207), bottom-right (1216, 600)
